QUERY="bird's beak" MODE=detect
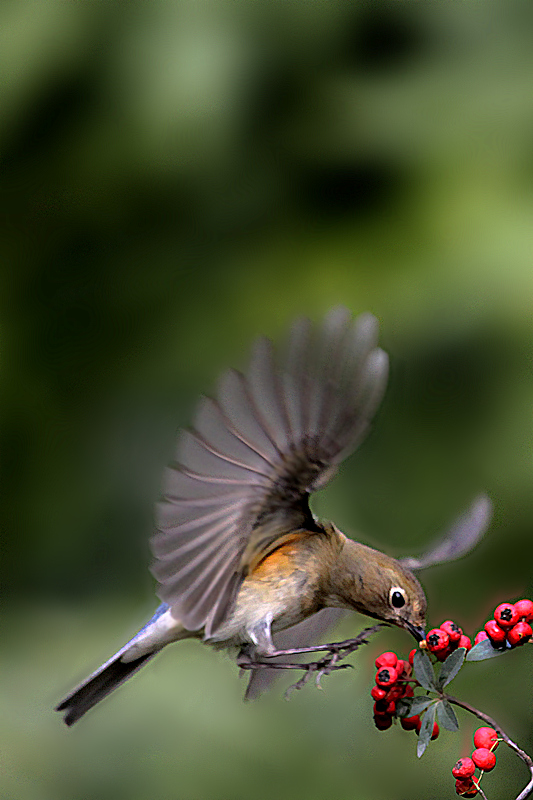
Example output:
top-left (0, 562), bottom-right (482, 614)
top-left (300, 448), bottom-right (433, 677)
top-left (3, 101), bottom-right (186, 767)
top-left (404, 621), bottom-right (426, 642)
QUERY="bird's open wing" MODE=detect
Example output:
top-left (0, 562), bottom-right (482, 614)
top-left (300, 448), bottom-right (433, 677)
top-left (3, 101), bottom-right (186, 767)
top-left (399, 494), bottom-right (492, 572)
top-left (150, 307), bottom-right (388, 636)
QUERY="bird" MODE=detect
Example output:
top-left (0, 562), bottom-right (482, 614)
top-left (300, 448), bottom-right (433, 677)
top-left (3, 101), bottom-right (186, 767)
top-left (55, 307), bottom-right (492, 725)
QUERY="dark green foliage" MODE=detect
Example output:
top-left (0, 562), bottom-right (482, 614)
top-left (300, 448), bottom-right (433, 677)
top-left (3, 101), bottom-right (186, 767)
top-left (437, 648), bottom-right (466, 690)
top-left (467, 640), bottom-right (510, 661)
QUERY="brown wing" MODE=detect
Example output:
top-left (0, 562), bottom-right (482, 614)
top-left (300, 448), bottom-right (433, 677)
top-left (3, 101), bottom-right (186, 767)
top-left (150, 307), bottom-right (388, 637)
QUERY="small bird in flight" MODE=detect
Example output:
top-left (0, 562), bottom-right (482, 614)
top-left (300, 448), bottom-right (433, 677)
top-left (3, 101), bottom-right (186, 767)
top-left (56, 307), bottom-right (491, 725)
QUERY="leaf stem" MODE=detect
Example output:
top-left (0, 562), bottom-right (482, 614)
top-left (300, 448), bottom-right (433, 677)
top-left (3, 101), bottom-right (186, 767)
top-left (444, 694), bottom-right (533, 800)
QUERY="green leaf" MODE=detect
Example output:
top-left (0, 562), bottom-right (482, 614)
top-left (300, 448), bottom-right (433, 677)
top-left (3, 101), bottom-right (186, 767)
top-left (395, 698), bottom-right (413, 718)
top-left (437, 647), bottom-right (466, 690)
top-left (413, 650), bottom-right (437, 692)
top-left (466, 639), bottom-right (509, 661)
top-left (436, 699), bottom-right (459, 732)
top-left (417, 703), bottom-right (436, 758)
top-left (409, 696), bottom-right (435, 717)
top-left (396, 695), bottom-right (433, 718)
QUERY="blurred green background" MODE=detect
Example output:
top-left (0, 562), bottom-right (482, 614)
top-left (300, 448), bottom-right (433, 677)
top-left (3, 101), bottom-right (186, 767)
top-left (2, 1), bottom-right (533, 798)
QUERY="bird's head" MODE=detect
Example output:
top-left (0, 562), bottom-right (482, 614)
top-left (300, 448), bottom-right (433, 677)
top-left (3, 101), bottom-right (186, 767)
top-left (372, 562), bottom-right (427, 642)
top-left (326, 536), bottom-right (427, 642)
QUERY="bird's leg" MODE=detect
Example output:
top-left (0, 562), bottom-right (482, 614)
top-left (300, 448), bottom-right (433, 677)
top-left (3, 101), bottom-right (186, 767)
top-left (247, 616), bottom-right (276, 656)
top-left (261, 623), bottom-right (384, 660)
top-left (237, 624), bottom-right (383, 691)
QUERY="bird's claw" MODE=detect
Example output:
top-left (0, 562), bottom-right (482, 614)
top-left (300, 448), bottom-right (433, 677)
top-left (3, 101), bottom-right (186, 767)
top-left (239, 625), bottom-right (381, 699)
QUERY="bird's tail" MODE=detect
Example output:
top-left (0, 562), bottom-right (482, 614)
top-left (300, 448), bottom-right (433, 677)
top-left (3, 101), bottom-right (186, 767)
top-left (55, 649), bottom-right (158, 726)
top-left (56, 603), bottom-right (189, 726)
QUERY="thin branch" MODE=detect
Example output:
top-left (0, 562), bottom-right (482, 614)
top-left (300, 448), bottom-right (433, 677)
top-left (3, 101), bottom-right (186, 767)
top-left (445, 694), bottom-right (533, 800)
top-left (474, 782), bottom-right (489, 800)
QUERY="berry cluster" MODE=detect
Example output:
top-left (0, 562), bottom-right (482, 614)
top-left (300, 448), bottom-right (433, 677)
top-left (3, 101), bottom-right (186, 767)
top-left (452, 727), bottom-right (499, 797)
top-left (371, 650), bottom-right (439, 739)
top-left (423, 620), bottom-right (472, 662)
top-left (369, 602), bottom-right (532, 797)
top-left (474, 599), bottom-right (533, 650)
top-left (372, 651), bottom-right (414, 731)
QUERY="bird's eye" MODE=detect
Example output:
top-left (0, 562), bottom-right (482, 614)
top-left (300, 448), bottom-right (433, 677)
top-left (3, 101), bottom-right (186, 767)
top-left (390, 587), bottom-right (407, 609)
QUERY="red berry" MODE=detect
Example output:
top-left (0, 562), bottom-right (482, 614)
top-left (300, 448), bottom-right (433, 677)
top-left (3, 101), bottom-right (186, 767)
top-left (374, 700), bottom-right (396, 716)
top-left (408, 648), bottom-right (417, 665)
top-left (375, 651), bottom-right (398, 669)
top-left (452, 758), bottom-right (476, 779)
top-left (455, 778), bottom-right (478, 797)
top-left (484, 619), bottom-right (507, 645)
top-left (395, 659), bottom-right (406, 676)
top-left (400, 714), bottom-right (420, 731)
top-left (373, 713), bottom-right (393, 730)
top-left (473, 727), bottom-right (499, 750)
top-left (472, 747), bottom-right (497, 771)
top-left (375, 666), bottom-right (398, 687)
top-left (507, 620), bottom-right (532, 647)
top-left (458, 635), bottom-right (472, 651)
top-left (514, 599), bottom-right (533, 621)
top-left (402, 661), bottom-right (412, 678)
top-left (371, 686), bottom-right (387, 701)
top-left (387, 683), bottom-right (405, 700)
top-left (494, 603), bottom-right (520, 629)
top-left (403, 685), bottom-right (414, 698)
top-left (474, 631), bottom-right (489, 645)
top-left (441, 620), bottom-right (463, 643)
top-left (435, 646), bottom-right (453, 662)
top-left (376, 667), bottom-right (398, 687)
top-left (426, 628), bottom-right (450, 653)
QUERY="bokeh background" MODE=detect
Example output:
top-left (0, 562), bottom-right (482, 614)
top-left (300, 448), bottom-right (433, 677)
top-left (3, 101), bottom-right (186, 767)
top-left (2, 2), bottom-right (533, 798)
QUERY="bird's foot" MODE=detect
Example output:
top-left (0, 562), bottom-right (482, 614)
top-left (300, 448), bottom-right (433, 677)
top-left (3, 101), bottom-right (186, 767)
top-left (267, 622), bottom-right (384, 660)
top-left (237, 624), bottom-right (383, 696)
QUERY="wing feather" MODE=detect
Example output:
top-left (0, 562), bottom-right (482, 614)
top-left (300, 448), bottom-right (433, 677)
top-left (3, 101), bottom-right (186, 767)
top-left (194, 396), bottom-right (277, 469)
top-left (155, 502), bottom-right (241, 539)
top-left (177, 430), bottom-right (271, 481)
top-left (151, 307), bottom-right (388, 636)
top-left (152, 510), bottom-right (241, 560)
top-left (283, 316), bottom-right (313, 441)
top-left (180, 552), bottom-right (240, 625)
top-left (169, 539), bottom-right (239, 612)
top-left (307, 306), bottom-right (353, 441)
top-left (157, 529), bottom-right (238, 597)
top-left (247, 337), bottom-right (292, 450)
top-left (162, 469), bottom-right (248, 500)
top-left (400, 495), bottom-right (492, 572)
top-left (217, 369), bottom-right (281, 457)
